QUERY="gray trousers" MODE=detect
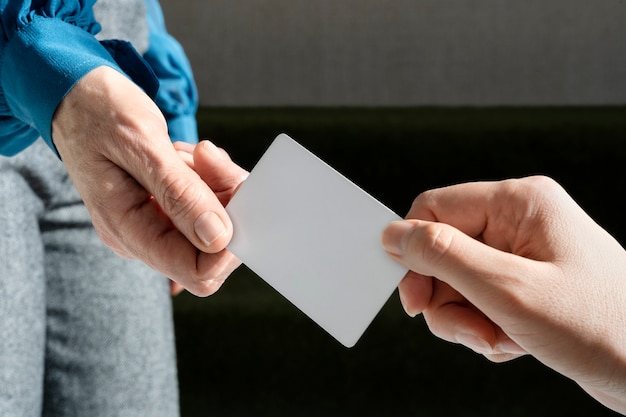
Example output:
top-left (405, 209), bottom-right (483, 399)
top-left (0, 140), bottom-right (179, 416)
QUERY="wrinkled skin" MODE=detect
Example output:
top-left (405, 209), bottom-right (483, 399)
top-left (53, 66), bottom-right (248, 296)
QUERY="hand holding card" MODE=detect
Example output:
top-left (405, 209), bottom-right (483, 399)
top-left (226, 134), bottom-right (407, 347)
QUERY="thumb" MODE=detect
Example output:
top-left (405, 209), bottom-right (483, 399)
top-left (382, 219), bottom-right (539, 315)
top-left (140, 144), bottom-right (235, 254)
top-left (192, 141), bottom-right (249, 206)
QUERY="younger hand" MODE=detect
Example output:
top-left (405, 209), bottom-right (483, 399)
top-left (382, 176), bottom-right (626, 413)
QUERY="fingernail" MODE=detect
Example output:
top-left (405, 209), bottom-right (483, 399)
top-left (496, 338), bottom-right (528, 355)
top-left (382, 221), bottom-right (416, 256)
top-left (174, 141), bottom-right (195, 154)
top-left (456, 333), bottom-right (493, 355)
top-left (200, 140), bottom-right (228, 160)
top-left (194, 211), bottom-right (227, 247)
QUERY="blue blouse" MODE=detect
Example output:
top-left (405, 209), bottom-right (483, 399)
top-left (0, 0), bottom-right (198, 156)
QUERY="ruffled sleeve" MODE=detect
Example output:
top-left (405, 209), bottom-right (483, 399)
top-left (0, 1), bottom-right (121, 155)
top-left (143, 0), bottom-right (198, 144)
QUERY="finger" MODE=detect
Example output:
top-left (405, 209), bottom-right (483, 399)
top-left (102, 140), bottom-right (242, 288)
top-left (174, 141), bottom-right (195, 169)
top-left (397, 271), bottom-right (432, 317)
top-left (406, 177), bottom-right (570, 257)
top-left (406, 179), bottom-right (531, 252)
top-left (193, 248), bottom-right (242, 296)
top-left (382, 220), bottom-right (548, 324)
top-left (422, 279), bottom-right (526, 359)
top-left (99, 184), bottom-right (239, 295)
top-left (489, 326), bottom-right (527, 362)
top-left (125, 140), bottom-right (234, 254)
top-left (93, 102), bottom-right (234, 255)
top-left (170, 280), bottom-right (186, 296)
top-left (407, 181), bottom-right (504, 232)
top-left (192, 140), bottom-right (249, 206)
top-left (422, 287), bottom-right (497, 353)
top-left (173, 141), bottom-right (196, 154)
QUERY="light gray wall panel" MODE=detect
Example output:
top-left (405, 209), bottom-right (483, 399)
top-left (160, 0), bottom-right (626, 106)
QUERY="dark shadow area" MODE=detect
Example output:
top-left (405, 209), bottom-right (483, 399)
top-left (175, 106), bottom-right (625, 416)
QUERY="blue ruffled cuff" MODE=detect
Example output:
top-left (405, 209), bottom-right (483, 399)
top-left (167, 113), bottom-right (199, 144)
top-left (0, 16), bottom-right (123, 151)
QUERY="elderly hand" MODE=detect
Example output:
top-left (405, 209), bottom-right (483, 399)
top-left (52, 66), bottom-right (247, 296)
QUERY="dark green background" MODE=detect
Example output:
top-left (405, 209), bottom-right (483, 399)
top-left (174, 107), bottom-right (625, 417)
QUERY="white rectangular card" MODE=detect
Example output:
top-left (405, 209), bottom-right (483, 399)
top-left (226, 134), bottom-right (408, 347)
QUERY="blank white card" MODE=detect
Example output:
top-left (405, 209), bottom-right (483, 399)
top-left (226, 134), bottom-right (408, 347)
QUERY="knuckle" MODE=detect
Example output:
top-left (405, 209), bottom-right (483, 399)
top-left (186, 252), bottom-right (240, 297)
top-left (524, 174), bottom-right (559, 189)
top-left (91, 216), bottom-right (135, 259)
top-left (498, 176), bottom-right (565, 221)
top-left (409, 189), bottom-right (443, 220)
top-left (186, 278), bottom-right (224, 298)
top-left (158, 174), bottom-right (203, 220)
top-left (411, 189), bottom-right (435, 211)
top-left (503, 175), bottom-right (560, 199)
top-left (417, 222), bottom-right (455, 269)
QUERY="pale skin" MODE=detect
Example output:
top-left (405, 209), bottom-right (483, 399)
top-left (52, 66), bottom-right (248, 297)
top-left (50, 65), bottom-right (626, 412)
top-left (382, 176), bottom-right (626, 413)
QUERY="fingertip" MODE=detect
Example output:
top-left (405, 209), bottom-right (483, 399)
top-left (398, 289), bottom-right (418, 317)
top-left (173, 141), bottom-right (195, 169)
top-left (170, 280), bottom-right (186, 296)
top-left (398, 271), bottom-right (432, 317)
top-left (382, 220), bottom-right (419, 256)
top-left (185, 249), bottom-right (242, 297)
top-left (456, 332), bottom-right (494, 355)
top-left (194, 211), bottom-right (233, 253)
top-left (173, 141), bottom-right (196, 154)
top-left (190, 141), bottom-right (248, 207)
top-left (455, 332), bottom-right (528, 362)
top-left (195, 140), bottom-right (230, 162)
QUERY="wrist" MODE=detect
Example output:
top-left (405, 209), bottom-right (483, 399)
top-left (1, 17), bottom-right (121, 152)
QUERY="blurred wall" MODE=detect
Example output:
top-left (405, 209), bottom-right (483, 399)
top-left (159, 0), bottom-right (626, 106)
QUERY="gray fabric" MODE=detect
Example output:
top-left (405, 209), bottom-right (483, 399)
top-left (94, 0), bottom-right (150, 54)
top-left (0, 140), bottom-right (179, 417)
